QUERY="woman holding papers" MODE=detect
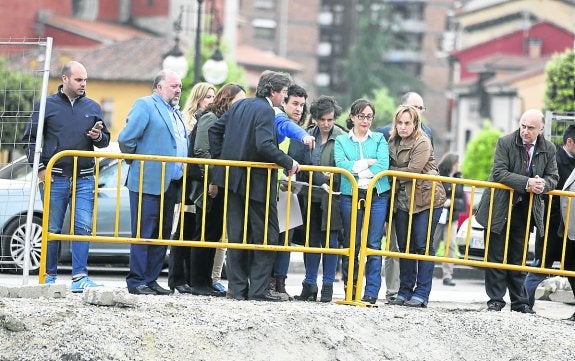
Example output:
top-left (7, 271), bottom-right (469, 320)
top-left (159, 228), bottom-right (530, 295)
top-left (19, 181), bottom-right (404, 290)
top-left (334, 98), bottom-right (391, 305)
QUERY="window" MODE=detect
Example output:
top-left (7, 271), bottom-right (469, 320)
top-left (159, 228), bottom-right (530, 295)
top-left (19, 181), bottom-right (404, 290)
top-left (252, 19), bottom-right (276, 41)
top-left (254, 0), bottom-right (274, 10)
top-left (101, 99), bottom-right (114, 128)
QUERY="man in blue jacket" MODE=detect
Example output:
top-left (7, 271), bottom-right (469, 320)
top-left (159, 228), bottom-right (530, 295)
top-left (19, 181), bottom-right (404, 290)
top-left (119, 69), bottom-right (187, 295)
top-left (23, 60), bottom-right (110, 292)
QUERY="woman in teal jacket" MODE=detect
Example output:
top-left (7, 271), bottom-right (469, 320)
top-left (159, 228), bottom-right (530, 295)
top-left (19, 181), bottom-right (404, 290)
top-left (334, 98), bottom-right (390, 304)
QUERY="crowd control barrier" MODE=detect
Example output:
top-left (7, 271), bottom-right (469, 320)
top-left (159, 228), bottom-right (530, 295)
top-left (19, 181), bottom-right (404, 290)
top-left (39, 151), bottom-right (575, 307)
top-left (352, 170), bottom-right (575, 305)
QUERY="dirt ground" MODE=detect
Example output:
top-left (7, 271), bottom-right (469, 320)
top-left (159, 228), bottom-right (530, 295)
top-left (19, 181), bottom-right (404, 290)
top-left (1, 289), bottom-right (575, 361)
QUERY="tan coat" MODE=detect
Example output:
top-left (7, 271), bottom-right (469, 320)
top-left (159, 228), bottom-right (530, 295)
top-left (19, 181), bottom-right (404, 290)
top-left (388, 134), bottom-right (446, 214)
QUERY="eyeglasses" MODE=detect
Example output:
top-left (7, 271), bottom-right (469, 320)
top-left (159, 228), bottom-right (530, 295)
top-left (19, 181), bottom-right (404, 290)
top-left (412, 105), bottom-right (427, 112)
top-left (356, 114), bottom-right (374, 121)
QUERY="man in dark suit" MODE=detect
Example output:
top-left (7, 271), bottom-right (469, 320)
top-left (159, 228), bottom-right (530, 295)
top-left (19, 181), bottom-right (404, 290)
top-left (209, 70), bottom-right (300, 301)
top-left (524, 125), bottom-right (575, 311)
top-left (118, 69), bottom-right (188, 295)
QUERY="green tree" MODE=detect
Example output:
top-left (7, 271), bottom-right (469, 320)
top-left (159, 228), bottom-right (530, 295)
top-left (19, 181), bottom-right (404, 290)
top-left (0, 57), bottom-right (40, 162)
top-left (338, 0), bottom-right (422, 107)
top-left (544, 49), bottom-right (575, 112)
top-left (461, 122), bottom-right (502, 181)
top-left (180, 34), bottom-right (247, 106)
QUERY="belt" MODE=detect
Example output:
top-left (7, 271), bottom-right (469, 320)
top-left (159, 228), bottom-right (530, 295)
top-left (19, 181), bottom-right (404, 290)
top-left (358, 188), bottom-right (378, 199)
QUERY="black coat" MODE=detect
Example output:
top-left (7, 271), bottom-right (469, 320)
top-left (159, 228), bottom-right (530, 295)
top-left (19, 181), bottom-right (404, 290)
top-left (209, 97), bottom-right (294, 203)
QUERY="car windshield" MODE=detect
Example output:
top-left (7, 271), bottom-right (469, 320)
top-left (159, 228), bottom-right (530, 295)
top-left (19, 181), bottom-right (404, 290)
top-left (0, 157), bottom-right (31, 180)
top-left (0, 156), bottom-right (122, 182)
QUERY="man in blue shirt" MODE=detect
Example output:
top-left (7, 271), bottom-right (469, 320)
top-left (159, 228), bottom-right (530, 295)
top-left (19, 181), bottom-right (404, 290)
top-left (119, 69), bottom-right (187, 295)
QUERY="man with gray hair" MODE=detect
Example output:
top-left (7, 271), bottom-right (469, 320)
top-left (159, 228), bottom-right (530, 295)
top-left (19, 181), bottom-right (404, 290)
top-left (209, 70), bottom-right (300, 301)
top-left (119, 69), bottom-right (187, 295)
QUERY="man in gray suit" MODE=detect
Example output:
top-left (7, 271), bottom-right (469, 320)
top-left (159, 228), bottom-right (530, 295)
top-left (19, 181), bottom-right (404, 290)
top-left (119, 69), bottom-right (188, 295)
top-left (209, 70), bottom-right (300, 301)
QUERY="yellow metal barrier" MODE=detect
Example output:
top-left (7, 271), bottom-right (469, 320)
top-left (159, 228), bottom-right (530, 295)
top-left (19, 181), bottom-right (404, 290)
top-left (39, 150), bottom-right (362, 305)
top-left (39, 150), bottom-right (575, 307)
top-left (354, 170), bottom-right (575, 305)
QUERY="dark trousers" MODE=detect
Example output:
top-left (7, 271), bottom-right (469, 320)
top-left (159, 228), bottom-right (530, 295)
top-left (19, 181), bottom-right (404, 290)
top-left (168, 208), bottom-right (196, 289)
top-left (189, 193), bottom-right (224, 287)
top-left (485, 201), bottom-right (531, 309)
top-left (226, 191), bottom-right (278, 299)
top-left (126, 181), bottom-right (179, 290)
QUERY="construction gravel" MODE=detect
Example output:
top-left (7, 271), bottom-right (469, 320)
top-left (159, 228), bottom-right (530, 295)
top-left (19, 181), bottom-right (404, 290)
top-left (1, 287), bottom-right (575, 361)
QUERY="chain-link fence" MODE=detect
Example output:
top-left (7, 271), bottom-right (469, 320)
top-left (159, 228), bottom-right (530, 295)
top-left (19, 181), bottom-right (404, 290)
top-left (0, 38), bottom-right (52, 280)
top-left (544, 110), bottom-right (575, 145)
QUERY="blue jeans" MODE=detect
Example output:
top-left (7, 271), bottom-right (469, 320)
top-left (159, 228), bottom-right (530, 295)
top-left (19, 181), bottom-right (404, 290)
top-left (524, 259), bottom-right (548, 307)
top-left (274, 230), bottom-right (292, 279)
top-left (40, 175), bottom-right (95, 278)
top-left (304, 202), bottom-right (339, 285)
top-left (340, 194), bottom-right (389, 298)
top-left (394, 207), bottom-right (442, 304)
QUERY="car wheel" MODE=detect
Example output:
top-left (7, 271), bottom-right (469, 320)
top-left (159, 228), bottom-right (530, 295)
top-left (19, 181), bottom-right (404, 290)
top-left (1, 214), bottom-right (43, 274)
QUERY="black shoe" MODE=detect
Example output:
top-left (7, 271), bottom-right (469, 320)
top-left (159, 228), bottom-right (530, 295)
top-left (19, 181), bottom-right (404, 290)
top-left (404, 299), bottom-right (427, 308)
top-left (565, 312), bottom-right (575, 321)
top-left (128, 284), bottom-right (156, 295)
top-left (173, 284), bottom-right (193, 294)
top-left (250, 291), bottom-right (283, 302)
top-left (386, 297), bottom-right (405, 306)
top-left (361, 295), bottom-right (377, 305)
top-left (443, 278), bottom-right (456, 286)
top-left (294, 282), bottom-right (318, 301)
top-left (487, 302), bottom-right (504, 312)
top-left (147, 282), bottom-right (171, 295)
top-left (191, 285), bottom-right (226, 297)
top-left (226, 292), bottom-right (247, 300)
top-left (512, 305), bottom-right (536, 314)
top-left (320, 284), bottom-right (333, 303)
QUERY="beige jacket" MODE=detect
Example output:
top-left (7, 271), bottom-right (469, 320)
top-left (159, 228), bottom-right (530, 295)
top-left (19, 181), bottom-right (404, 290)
top-left (388, 133), bottom-right (446, 213)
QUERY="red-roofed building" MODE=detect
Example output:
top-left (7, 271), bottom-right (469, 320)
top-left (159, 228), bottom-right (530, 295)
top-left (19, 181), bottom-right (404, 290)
top-left (450, 21), bottom-right (574, 81)
top-left (448, 21), bottom-right (574, 158)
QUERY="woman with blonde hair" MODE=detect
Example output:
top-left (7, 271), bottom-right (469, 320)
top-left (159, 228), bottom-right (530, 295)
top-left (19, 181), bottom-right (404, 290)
top-left (388, 105), bottom-right (446, 307)
top-left (182, 82), bottom-right (216, 129)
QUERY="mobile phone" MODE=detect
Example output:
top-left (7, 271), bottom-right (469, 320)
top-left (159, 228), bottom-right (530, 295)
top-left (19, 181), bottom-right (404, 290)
top-left (92, 121), bottom-right (103, 130)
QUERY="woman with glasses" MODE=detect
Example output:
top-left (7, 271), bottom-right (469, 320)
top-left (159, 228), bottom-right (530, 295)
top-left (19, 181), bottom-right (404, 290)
top-left (334, 98), bottom-right (391, 304)
top-left (387, 105), bottom-right (446, 308)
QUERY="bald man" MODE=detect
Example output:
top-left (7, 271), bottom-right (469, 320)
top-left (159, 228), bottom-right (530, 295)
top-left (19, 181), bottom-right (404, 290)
top-left (23, 61), bottom-right (110, 291)
top-left (476, 109), bottom-right (558, 314)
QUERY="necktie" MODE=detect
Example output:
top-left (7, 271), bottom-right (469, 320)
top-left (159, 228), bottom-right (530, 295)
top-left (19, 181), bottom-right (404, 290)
top-left (524, 143), bottom-right (533, 175)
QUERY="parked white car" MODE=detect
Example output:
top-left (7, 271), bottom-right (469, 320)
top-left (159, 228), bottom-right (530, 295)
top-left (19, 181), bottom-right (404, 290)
top-left (0, 144), bottom-right (133, 273)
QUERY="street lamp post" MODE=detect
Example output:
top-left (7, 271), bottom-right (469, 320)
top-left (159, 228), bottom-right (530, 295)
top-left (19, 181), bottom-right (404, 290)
top-left (193, 0), bottom-right (204, 84)
top-left (193, 0), bottom-right (228, 85)
top-left (202, 42), bottom-right (229, 85)
top-left (162, 6), bottom-right (188, 78)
